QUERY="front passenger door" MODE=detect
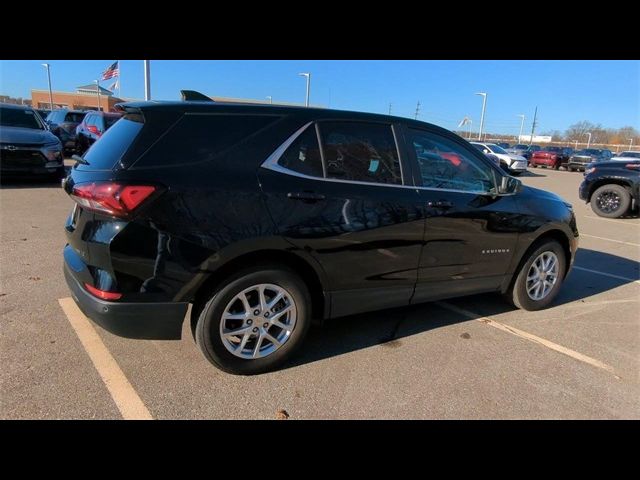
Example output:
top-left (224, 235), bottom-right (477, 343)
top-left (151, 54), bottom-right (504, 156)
top-left (403, 127), bottom-right (521, 302)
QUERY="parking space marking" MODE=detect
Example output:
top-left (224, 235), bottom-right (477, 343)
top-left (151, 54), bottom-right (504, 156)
top-left (436, 302), bottom-right (621, 379)
top-left (580, 234), bottom-right (640, 247)
top-left (58, 298), bottom-right (153, 420)
top-left (584, 215), bottom-right (640, 226)
top-left (573, 266), bottom-right (640, 284)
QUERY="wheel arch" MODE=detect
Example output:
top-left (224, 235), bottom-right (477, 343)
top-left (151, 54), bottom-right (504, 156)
top-left (189, 248), bottom-right (329, 333)
top-left (587, 179), bottom-right (633, 202)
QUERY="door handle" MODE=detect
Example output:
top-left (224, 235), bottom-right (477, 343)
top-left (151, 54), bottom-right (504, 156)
top-left (287, 192), bottom-right (326, 202)
top-left (426, 200), bottom-right (454, 209)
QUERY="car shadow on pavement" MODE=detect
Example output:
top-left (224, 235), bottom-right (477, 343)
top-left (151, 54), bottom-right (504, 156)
top-left (283, 247), bottom-right (639, 370)
top-left (519, 170), bottom-right (547, 177)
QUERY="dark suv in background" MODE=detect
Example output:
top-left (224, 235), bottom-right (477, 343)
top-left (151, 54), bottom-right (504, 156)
top-left (62, 94), bottom-right (579, 374)
top-left (567, 148), bottom-right (612, 171)
top-left (579, 160), bottom-right (640, 218)
top-left (75, 111), bottom-right (123, 155)
top-left (45, 109), bottom-right (87, 155)
top-left (0, 103), bottom-right (64, 179)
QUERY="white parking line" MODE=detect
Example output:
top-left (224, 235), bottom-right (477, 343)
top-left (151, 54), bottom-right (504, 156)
top-left (584, 215), bottom-right (640, 226)
top-left (436, 301), bottom-right (621, 379)
top-left (58, 298), bottom-right (153, 420)
top-left (572, 266), bottom-right (640, 284)
top-left (580, 233), bottom-right (640, 247)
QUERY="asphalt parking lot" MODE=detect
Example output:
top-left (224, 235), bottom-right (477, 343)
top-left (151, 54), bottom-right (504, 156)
top-left (1, 164), bottom-right (639, 419)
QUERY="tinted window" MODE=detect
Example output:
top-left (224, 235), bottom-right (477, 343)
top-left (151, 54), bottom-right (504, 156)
top-left (85, 114), bottom-right (97, 126)
top-left (278, 126), bottom-right (323, 177)
top-left (620, 151), bottom-right (640, 158)
top-left (104, 115), bottom-right (121, 129)
top-left (47, 111), bottom-right (64, 124)
top-left (487, 144), bottom-right (508, 154)
top-left (139, 114), bottom-right (280, 167)
top-left (80, 114), bottom-right (144, 170)
top-left (408, 129), bottom-right (495, 193)
top-left (470, 143), bottom-right (485, 152)
top-left (65, 112), bottom-right (85, 123)
top-left (0, 107), bottom-right (44, 130)
top-left (546, 146), bottom-right (561, 152)
top-left (319, 122), bottom-right (402, 185)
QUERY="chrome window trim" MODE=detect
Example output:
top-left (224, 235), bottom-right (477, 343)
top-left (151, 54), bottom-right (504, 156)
top-left (260, 122), bottom-right (498, 196)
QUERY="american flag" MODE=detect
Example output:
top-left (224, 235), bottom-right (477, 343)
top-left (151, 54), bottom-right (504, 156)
top-left (101, 61), bottom-right (119, 80)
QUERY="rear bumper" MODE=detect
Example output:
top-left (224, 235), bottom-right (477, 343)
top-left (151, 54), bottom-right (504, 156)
top-left (63, 246), bottom-right (188, 340)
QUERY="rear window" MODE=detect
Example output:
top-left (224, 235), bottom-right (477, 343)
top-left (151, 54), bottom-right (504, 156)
top-left (136, 114), bottom-right (280, 167)
top-left (0, 107), bottom-right (44, 130)
top-left (65, 112), bottom-right (85, 123)
top-left (104, 115), bottom-right (121, 129)
top-left (79, 114), bottom-right (144, 170)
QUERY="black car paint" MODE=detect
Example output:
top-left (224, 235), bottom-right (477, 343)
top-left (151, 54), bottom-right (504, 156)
top-left (62, 102), bottom-right (579, 339)
top-left (579, 160), bottom-right (640, 203)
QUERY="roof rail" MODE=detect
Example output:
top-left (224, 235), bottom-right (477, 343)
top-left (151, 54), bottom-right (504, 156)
top-left (180, 90), bottom-right (214, 102)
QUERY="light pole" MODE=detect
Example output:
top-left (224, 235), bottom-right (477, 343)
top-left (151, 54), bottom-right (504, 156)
top-left (94, 80), bottom-right (101, 111)
top-left (475, 92), bottom-right (487, 140)
top-left (585, 132), bottom-right (592, 149)
top-left (266, 96), bottom-right (273, 105)
top-left (143, 60), bottom-right (151, 101)
top-left (298, 72), bottom-right (310, 107)
top-left (467, 119), bottom-right (473, 140)
top-left (517, 114), bottom-right (525, 142)
top-left (41, 63), bottom-right (54, 111)
top-left (574, 140), bottom-right (578, 150)
top-left (629, 138), bottom-right (634, 149)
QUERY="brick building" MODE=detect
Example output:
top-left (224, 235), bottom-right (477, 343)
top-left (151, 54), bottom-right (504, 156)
top-left (31, 84), bottom-right (126, 112)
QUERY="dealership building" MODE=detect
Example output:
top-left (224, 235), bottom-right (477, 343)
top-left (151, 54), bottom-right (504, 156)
top-left (31, 84), bottom-right (126, 112)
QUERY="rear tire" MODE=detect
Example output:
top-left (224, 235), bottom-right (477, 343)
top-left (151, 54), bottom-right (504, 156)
top-left (506, 239), bottom-right (566, 311)
top-left (590, 184), bottom-right (631, 218)
top-left (194, 265), bottom-right (312, 375)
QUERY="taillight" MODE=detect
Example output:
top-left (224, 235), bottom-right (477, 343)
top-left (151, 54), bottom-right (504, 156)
top-left (626, 163), bottom-right (640, 170)
top-left (87, 125), bottom-right (101, 136)
top-left (84, 283), bottom-right (122, 300)
top-left (70, 182), bottom-right (157, 218)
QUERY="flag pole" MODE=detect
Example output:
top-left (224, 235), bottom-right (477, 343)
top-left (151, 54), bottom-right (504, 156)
top-left (118, 60), bottom-right (122, 99)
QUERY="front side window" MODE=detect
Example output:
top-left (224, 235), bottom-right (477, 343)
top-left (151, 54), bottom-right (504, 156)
top-left (407, 128), bottom-right (496, 193)
top-left (319, 122), bottom-right (402, 185)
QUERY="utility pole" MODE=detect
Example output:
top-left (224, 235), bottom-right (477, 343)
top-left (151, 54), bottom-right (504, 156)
top-left (414, 101), bottom-right (421, 120)
top-left (517, 114), bottom-right (525, 142)
top-left (529, 106), bottom-right (538, 146)
top-left (144, 60), bottom-right (151, 101)
top-left (388, 103), bottom-right (392, 115)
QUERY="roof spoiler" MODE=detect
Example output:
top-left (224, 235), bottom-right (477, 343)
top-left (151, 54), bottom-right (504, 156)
top-left (180, 90), bottom-right (214, 102)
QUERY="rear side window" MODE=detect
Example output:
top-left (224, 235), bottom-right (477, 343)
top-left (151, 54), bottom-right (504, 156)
top-left (138, 114), bottom-right (280, 167)
top-left (278, 127), bottom-right (324, 177)
top-left (319, 122), bottom-right (402, 185)
top-left (105, 115), bottom-right (120, 129)
top-left (80, 114), bottom-right (144, 170)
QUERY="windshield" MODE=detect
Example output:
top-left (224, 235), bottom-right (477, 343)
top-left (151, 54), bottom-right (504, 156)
top-left (546, 146), bottom-right (561, 152)
top-left (65, 112), bottom-right (86, 123)
top-left (513, 144), bottom-right (528, 149)
top-left (487, 144), bottom-right (507, 154)
top-left (0, 107), bottom-right (45, 130)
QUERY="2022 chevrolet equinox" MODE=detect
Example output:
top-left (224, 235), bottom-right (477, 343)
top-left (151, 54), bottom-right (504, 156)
top-left (62, 96), bottom-right (579, 374)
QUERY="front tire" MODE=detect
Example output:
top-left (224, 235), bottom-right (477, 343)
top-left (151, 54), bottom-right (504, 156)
top-left (507, 240), bottom-right (566, 311)
top-left (194, 265), bottom-right (312, 375)
top-left (590, 184), bottom-right (631, 218)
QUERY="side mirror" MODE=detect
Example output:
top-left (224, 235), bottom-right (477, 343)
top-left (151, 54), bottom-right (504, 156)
top-left (499, 175), bottom-right (521, 195)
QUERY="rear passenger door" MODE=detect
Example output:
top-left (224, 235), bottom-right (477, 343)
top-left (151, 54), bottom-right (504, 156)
top-left (402, 127), bottom-right (521, 302)
top-left (259, 120), bottom-right (425, 318)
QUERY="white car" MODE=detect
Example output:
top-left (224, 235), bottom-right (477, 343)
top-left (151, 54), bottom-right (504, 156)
top-left (610, 151), bottom-right (640, 161)
top-left (470, 142), bottom-right (528, 176)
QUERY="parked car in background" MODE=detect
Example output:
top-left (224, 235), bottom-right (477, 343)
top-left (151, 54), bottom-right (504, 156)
top-left (0, 103), bottom-right (64, 179)
top-left (36, 109), bottom-right (51, 121)
top-left (45, 109), bottom-right (87, 155)
top-left (496, 142), bottom-right (510, 149)
top-left (507, 144), bottom-right (542, 161)
top-left (567, 149), bottom-right (612, 172)
top-left (75, 111), bottom-right (123, 155)
top-left (62, 96), bottom-right (578, 374)
top-left (530, 146), bottom-right (573, 170)
top-left (611, 151), bottom-right (640, 161)
top-left (470, 142), bottom-right (528, 175)
top-left (579, 160), bottom-right (640, 218)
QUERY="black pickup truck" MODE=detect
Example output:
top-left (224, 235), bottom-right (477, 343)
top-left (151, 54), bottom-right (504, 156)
top-left (579, 160), bottom-right (640, 218)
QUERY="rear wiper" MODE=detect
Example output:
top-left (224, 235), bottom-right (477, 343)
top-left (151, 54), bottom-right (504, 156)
top-left (72, 154), bottom-right (89, 165)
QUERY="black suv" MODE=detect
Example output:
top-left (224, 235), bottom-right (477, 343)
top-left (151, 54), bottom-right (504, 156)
top-left (45, 109), bottom-right (86, 154)
top-left (62, 96), bottom-right (579, 374)
top-left (75, 111), bottom-right (123, 155)
top-left (579, 160), bottom-right (640, 218)
top-left (0, 103), bottom-right (64, 179)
